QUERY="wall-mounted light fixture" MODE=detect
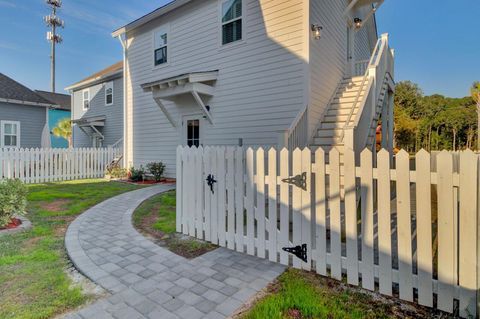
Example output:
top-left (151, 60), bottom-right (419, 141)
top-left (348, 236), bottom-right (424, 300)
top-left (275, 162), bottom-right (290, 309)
top-left (311, 24), bottom-right (323, 40)
top-left (354, 18), bottom-right (363, 29)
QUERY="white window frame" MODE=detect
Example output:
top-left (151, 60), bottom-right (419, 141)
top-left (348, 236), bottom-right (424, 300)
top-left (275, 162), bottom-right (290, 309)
top-left (105, 81), bottom-right (114, 106)
top-left (1, 120), bottom-right (20, 148)
top-left (152, 24), bottom-right (170, 68)
top-left (219, 0), bottom-right (245, 48)
top-left (182, 114), bottom-right (203, 148)
top-left (82, 89), bottom-right (90, 111)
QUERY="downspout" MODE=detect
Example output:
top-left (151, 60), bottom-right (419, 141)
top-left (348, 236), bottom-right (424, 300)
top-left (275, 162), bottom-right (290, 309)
top-left (70, 90), bottom-right (74, 148)
top-left (118, 33), bottom-right (127, 168)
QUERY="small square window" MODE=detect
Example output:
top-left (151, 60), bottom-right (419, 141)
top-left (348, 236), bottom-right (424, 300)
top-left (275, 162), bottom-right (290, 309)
top-left (1, 121), bottom-right (19, 148)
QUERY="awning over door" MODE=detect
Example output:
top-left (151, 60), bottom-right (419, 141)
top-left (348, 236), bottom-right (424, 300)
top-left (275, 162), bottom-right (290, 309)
top-left (72, 115), bottom-right (106, 140)
top-left (141, 71), bottom-right (218, 127)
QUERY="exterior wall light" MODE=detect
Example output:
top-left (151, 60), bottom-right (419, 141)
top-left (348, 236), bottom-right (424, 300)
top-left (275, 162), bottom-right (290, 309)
top-left (311, 24), bottom-right (323, 40)
top-left (354, 18), bottom-right (363, 29)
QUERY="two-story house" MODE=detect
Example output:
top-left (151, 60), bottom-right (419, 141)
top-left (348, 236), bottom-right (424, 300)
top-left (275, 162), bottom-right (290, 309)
top-left (112, 0), bottom-right (394, 177)
top-left (66, 62), bottom-right (124, 149)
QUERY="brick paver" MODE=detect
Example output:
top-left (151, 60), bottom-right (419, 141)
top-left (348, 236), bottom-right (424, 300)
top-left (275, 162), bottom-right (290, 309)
top-left (64, 185), bottom-right (285, 319)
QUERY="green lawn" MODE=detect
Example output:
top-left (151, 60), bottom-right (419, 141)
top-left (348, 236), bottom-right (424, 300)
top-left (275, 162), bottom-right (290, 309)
top-left (0, 179), bottom-right (142, 319)
top-left (240, 269), bottom-right (435, 319)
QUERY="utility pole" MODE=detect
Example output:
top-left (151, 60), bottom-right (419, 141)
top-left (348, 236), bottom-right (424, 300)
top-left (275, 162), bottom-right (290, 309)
top-left (44, 0), bottom-right (64, 93)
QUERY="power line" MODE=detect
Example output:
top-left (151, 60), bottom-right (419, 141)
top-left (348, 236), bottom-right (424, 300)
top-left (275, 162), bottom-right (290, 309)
top-left (44, 0), bottom-right (64, 93)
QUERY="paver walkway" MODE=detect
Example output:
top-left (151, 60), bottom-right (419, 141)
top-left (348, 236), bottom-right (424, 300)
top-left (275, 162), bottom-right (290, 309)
top-left (64, 185), bottom-right (285, 319)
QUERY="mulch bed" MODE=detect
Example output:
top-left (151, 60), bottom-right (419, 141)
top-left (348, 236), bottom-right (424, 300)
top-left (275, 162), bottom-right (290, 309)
top-left (0, 218), bottom-right (22, 230)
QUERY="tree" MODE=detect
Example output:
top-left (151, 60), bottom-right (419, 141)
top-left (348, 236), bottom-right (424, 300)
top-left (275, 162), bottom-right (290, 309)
top-left (52, 118), bottom-right (72, 147)
top-left (471, 81), bottom-right (480, 150)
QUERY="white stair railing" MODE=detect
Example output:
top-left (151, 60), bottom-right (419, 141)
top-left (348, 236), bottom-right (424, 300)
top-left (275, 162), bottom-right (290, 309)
top-left (278, 104), bottom-right (308, 151)
top-left (343, 33), bottom-right (394, 154)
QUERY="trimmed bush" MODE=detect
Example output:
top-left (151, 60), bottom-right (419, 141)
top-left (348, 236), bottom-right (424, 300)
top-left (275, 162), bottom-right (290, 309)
top-left (106, 163), bottom-right (128, 179)
top-left (128, 166), bottom-right (145, 182)
top-left (0, 179), bottom-right (28, 227)
top-left (147, 162), bottom-right (166, 182)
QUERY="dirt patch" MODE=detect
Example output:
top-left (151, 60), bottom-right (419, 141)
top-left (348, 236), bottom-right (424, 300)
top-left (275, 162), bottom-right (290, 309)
top-left (40, 199), bottom-right (72, 212)
top-left (133, 194), bottom-right (216, 259)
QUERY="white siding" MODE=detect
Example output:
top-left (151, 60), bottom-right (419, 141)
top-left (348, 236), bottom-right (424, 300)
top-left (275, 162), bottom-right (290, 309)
top-left (308, 1), bottom-right (377, 138)
top-left (308, 0), bottom-right (348, 137)
top-left (125, 0), bottom-right (308, 177)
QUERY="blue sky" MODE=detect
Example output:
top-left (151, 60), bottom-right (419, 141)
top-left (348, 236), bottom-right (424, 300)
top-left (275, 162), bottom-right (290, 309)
top-left (0, 0), bottom-right (478, 98)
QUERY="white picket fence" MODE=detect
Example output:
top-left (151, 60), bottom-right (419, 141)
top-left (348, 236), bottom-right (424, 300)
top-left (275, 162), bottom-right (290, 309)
top-left (176, 145), bottom-right (479, 318)
top-left (0, 147), bottom-right (121, 183)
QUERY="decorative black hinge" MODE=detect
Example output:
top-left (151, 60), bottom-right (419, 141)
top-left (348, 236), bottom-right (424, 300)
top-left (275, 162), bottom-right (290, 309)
top-left (206, 174), bottom-right (217, 194)
top-left (282, 244), bottom-right (307, 263)
top-left (282, 172), bottom-right (307, 191)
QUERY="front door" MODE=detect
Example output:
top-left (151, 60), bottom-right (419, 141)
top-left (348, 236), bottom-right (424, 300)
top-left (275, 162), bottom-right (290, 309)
top-left (183, 115), bottom-right (202, 147)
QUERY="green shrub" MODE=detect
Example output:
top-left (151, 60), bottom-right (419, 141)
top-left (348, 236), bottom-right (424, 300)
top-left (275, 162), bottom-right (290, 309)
top-left (0, 179), bottom-right (28, 227)
top-left (128, 166), bottom-right (145, 182)
top-left (147, 162), bottom-right (166, 182)
top-left (106, 163), bottom-right (128, 179)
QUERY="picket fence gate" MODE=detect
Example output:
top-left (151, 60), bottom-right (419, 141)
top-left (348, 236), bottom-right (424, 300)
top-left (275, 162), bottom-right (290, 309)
top-left (0, 147), bottom-right (121, 184)
top-left (176, 145), bottom-right (480, 318)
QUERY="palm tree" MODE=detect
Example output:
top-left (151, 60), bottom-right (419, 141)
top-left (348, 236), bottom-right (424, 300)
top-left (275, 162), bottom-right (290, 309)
top-left (52, 118), bottom-right (72, 147)
top-left (471, 81), bottom-right (480, 150)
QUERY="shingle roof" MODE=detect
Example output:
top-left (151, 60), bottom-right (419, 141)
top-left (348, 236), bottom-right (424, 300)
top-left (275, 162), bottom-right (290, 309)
top-left (0, 73), bottom-right (53, 106)
top-left (35, 90), bottom-right (71, 111)
top-left (66, 61), bottom-right (123, 91)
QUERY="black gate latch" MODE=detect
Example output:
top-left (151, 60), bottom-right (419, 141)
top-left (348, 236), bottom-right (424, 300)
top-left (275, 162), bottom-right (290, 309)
top-left (282, 172), bottom-right (307, 191)
top-left (206, 174), bottom-right (217, 194)
top-left (282, 244), bottom-right (307, 263)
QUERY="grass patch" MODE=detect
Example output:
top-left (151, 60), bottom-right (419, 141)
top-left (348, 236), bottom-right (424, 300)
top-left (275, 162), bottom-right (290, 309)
top-left (239, 269), bottom-right (438, 319)
top-left (0, 179), bottom-right (142, 319)
top-left (133, 191), bottom-right (216, 259)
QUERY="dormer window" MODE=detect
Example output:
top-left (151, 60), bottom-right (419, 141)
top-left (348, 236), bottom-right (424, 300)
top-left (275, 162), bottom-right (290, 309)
top-left (154, 27), bottom-right (168, 66)
top-left (222, 0), bottom-right (242, 45)
top-left (105, 81), bottom-right (113, 105)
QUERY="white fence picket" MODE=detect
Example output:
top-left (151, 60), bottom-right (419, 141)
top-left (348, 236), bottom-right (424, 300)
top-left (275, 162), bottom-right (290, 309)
top-left (235, 147), bottom-right (244, 253)
top-left (245, 148), bottom-right (255, 255)
top-left (315, 148), bottom-right (327, 276)
top-left (217, 147), bottom-right (227, 247)
top-left (343, 147), bottom-right (358, 284)
top-left (279, 148), bottom-right (290, 265)
top-left (415, 149), bottom-right (433, 307)
top-left (377, 149), bottom-right (393, 296)
top-left (226, 147), bottom-right (235, 250)
top-left (292, 148), bottom-right (302, 269)
top-left (268, 148), bottom-right (277, 262)
top-left (195, 147), bottom-right (204, 239)
top-left (458, 150), bottom-right (477, 317)
top-left (360, 149), bottom-right (375, 291)
top-left (437, 151), bottom-right (455, 313)
top-left (256, 148), bottom-right (266, 259)
top-left (329, 148), bottom-right (341, 278)
top-left (203, 147), bottom-right (212, 241)
top-left (301, 148), bottom-right (311, 271)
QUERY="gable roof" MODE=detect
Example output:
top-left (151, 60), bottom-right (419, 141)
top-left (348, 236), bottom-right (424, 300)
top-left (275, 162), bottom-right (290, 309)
top-left (65, 61), bottom-right (123, 91)
top-left (35, 90), bottom-right (71, 111)
top-left (112, 0), bottom-right (192, 37)
top-left (0, 73), bottom-right (54, 107)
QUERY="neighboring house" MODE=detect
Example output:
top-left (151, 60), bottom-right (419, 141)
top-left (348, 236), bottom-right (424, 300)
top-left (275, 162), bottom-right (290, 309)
top-left (0, 73), bottom-right (56, 148)
top-left (112, 0), bottom-right (394, 177)
top-left (35, 90), bottom-right (71, 148)
top-left (65, 62), bottom-right (124, 148)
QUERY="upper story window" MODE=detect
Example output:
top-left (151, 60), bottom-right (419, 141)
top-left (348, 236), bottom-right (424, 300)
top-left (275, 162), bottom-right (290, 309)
top-left (222, 0), bottom-right (242, 45)
top-left (83, 89), bottom-right (90, 110)
top-left (1, 120), bottom-right (20, 148)
top-left (154, 27), bottom-right (168, 66)
top-left (105, 81), bottom-right (113, 106)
